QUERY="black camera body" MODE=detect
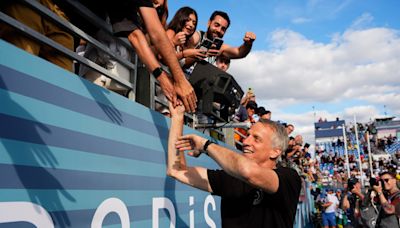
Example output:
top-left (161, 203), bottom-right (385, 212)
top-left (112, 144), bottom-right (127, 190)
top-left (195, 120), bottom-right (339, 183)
top-left (348, 182), bottom-right (355, 191)
top-left (369, 177), bottom-right (379, 187)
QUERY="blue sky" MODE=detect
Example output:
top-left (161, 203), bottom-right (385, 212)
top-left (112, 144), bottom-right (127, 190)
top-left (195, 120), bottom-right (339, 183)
top-left (168, 0), bottom-right (400, 146)
top-left (169, 0), bottom-right (400, 49)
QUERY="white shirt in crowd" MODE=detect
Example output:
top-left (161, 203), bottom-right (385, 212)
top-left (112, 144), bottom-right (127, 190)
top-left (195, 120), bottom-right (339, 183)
top-left (325, 193), bottom-right (339, 213)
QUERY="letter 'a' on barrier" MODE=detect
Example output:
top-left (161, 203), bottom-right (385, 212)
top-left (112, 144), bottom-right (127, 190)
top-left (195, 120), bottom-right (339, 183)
top-left (91, 198), bottom-right (130, 228)
top-left (0, 202), bottom-right (54, 228)
top-left (153, 197), bottom-right (176, 228)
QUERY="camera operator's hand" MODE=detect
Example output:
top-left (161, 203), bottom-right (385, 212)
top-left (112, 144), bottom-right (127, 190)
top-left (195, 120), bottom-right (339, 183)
top-left (173, 31), bottom-right (187, 46)
top-left (350, 184), bottom-right (364, 199)
top-left (372, 181), bottom-right (383, 194)
top-left (243, 32), bottom-right (256, 45)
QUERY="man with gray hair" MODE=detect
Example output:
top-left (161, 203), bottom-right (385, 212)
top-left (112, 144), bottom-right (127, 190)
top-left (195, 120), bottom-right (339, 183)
top-left (167, 103), bottom-right (301, 228)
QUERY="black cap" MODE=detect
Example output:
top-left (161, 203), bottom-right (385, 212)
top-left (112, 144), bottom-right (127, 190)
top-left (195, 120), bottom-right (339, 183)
top-left (258, 106), bottom-right (271, 116)
top-left (246, 101), bottom-right (258, 110)
top-left (257, 106), bottom-right (266, 115)
top-left (348, 177), bottom-right (359, 185)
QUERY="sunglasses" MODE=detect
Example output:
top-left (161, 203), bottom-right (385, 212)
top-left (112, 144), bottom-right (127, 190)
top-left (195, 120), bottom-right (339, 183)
top-left (382, 178), bottom-right (393, 183)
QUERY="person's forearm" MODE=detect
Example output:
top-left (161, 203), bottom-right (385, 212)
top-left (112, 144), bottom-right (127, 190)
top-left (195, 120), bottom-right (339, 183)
top-left (222, 43), bottom-right (252, 59)
top-left (182, 55), bottom-right (197, 68)
top-left (140, 8), bottom-right (186, 83)
top-left (206, 144), bottom-right (278, 193)
top-left (167, 115), bottom-right (186, 176)
top-left (128, 30), bottom-right (160, 72)
top-left (378, 193), bottom-right (395, 214)
top-left (237, 42), bottom-right (252, 58)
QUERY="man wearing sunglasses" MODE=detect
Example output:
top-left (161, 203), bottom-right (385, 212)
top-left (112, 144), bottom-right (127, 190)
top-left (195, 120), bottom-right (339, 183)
top-left (373, 171), bottom-right (400, 227)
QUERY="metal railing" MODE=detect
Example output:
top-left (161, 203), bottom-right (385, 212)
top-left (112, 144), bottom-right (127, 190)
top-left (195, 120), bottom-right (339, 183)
top-left (1, 0), bottom-right (137, 98)
top-left (1, 0), bottom-right (246, 144)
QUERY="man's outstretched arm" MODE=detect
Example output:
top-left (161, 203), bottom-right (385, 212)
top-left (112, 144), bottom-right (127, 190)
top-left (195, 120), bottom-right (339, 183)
top-left (176, 134), bottom-right (280, 194)
top-left (128, 29), bottom-right (176, 105)
top-left (220, 32), bottom-right (256, 59)
top-left (139, 7), bottom-right (197, 112)
top-left (167, 103), bottom-right (211, 192)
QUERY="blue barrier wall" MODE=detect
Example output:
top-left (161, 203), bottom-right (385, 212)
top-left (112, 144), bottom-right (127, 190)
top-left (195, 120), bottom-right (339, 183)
top-left (0, 40), bottom-right (221, 228)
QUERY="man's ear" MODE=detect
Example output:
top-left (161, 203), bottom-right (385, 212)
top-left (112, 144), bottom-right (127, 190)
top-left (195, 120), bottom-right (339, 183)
top-left (207, 20), bottom-right (211, 27)
top-left (270, 148), bottom-right (282, 159)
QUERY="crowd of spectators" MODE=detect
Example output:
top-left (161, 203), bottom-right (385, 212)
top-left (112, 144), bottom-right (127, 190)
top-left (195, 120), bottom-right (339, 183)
top-left (2, 0), bottom-right (258, 114)
top-left (377, 135), bottom-right (398, 151)
top-left (306, 132), bottom-right (400, 227)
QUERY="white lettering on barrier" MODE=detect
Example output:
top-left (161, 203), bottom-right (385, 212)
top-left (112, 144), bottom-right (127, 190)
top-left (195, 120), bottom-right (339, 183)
top-left (152, 197), bottom-right (176, 228)
top-left (0, 196), bottom-right (217, 227)
top-left (189, 196), bottom-right (194, 228)
top-left (0, 201), bottom-right (54, 228)
top-left (91, 197), bottom-right (130, 228)
top-left (204, 195), bottom-right (217, 228)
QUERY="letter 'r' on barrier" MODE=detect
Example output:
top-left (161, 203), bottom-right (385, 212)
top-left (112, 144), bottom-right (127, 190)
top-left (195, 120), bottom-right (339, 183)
top-left (153, 197), bottom-right (176, 228)
top-left (91, 198), bottom-right (130, 228)
top-left (0, 202), bottom-right (54, 228)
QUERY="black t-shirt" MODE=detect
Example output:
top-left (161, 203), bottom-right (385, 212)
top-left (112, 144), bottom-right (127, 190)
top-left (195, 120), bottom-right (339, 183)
top-left (208, 166), bottom-right (301, 228)
top-left (107, 0), bottom-right (153, 35)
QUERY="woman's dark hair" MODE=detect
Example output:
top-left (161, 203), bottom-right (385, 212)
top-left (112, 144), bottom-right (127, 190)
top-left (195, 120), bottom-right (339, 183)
top-left (167, 7), bottom-right (198, 36)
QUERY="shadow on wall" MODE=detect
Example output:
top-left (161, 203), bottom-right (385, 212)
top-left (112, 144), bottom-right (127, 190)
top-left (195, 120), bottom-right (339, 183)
top-left (0, 75), bottom-right (75, 228)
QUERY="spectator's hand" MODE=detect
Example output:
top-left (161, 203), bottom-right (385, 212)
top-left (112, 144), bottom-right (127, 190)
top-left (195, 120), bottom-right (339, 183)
top-left (185, 48), bottom-right (207, 60)
top-left (294, 145), bottom-right (302, 152)
top-left (168, 101), bottom-right (185, 119)
top-left (206, 48), bottom-right (220, 57)
top-left (176, 134), bottom-right (208, 157)
top-left (351, 185), bottom-right (361, 195)
top-left (243, 90), bottom-right (254, 101)
top-left (173, 31), bottom-right (186, 46)
top-left (243, 32), bottom-right (256, 45)
top-left (174, 79), bottom-right (197, 112)
top-left (158, 73), bottom-right (177, 107)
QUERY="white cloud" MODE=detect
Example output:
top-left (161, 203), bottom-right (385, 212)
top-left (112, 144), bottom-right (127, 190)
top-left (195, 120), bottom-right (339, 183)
top-left (228, 26), bottom-right (400, 149)
top-left (292, 17), bottom-right (312, 24)
top-left (342, 105), bottom-right (380, 123)
top-left (350, 13), bottom-right (374, 30)
top-left (230, 27), bottom-right (400, 106)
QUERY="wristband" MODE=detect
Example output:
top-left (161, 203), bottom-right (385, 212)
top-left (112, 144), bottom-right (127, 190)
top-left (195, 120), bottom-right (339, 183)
top-left (377, 192), bottom-right (382, 196)
top-left (152, 67), bottom-right (164, 78)
top-left (203, 140), bottom-right (214, 151)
